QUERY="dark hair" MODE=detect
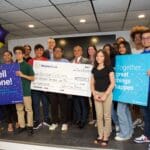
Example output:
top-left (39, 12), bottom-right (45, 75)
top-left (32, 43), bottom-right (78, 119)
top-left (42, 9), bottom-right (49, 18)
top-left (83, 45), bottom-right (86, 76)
top-left (141, 29), bottom-right (150, 37)
top-left (13, 46), bottom-right (25, 54)
top-left (3, 50), bottom-right (13, 56)
top-left (34, 44), bottom-right (44, 50)
top-left (118, 41), bottom-right (131, 54)
top-left (87, 45), bottom-right (97, 58)
top-left (103, 43), bottom-right (116, 57)
top-left (116, 37), bottom-right (126, 43)
top-left (24, 44), bottom-right (32, 51)
top-left (94, 50), bottom-right (111, 68)
top-left (130, 31), bottom-right (142, 41)
top-left (53, 46), bottom-right (63, 52)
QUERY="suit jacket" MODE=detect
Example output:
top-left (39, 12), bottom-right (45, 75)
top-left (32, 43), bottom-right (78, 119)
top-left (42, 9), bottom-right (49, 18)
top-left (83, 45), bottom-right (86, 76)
top-left (71, 56), bottom-right (90, 64)
top-left (43, 49), bottom-right (52, 59)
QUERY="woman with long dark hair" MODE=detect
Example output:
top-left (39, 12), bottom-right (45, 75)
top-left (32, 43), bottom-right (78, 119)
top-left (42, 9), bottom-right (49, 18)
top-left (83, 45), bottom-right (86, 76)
top-left (91, 50), bottom-right (115, 146)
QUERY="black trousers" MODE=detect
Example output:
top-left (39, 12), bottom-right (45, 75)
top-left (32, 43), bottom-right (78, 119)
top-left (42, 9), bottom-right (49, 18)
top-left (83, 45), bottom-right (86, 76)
top-left (49, 93), bottom-right (68, 124)
top-left (91, 95), bottom-right (96, 120)
top-left (5, 104), bottom-right (17, 124)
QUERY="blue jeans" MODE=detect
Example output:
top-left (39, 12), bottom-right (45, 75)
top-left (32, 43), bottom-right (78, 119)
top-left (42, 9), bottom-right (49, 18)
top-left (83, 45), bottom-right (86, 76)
top-left (117, 103), bottom-right (133, 138)
top-left (31, 90), bottom-right (50, 122)
top-left (73, 96), bottom-right (88, 124)
top-left (112, 102), bottom-right (119, 126)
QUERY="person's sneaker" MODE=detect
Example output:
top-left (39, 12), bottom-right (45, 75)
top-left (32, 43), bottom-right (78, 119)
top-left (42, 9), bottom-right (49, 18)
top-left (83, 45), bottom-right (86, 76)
top-left (43, 120), bottom-right (51, 127)
top-left (33, 122), bottom-right (42, 130)
top-left (133, 118), bottom-right (142, 128)
top-left (27, 127), bottom-right (34, 136)
top-left (89, 120), bottom-right (96, 125)
top-left (94, 121), bottom-right (97, 127)
top-left (115, 136), bottom-right (131, 141)
top-left (61, 124), bottom-right (68, 131)
top-left (134, 135), bottom-right (150, 143)
top-left (49, 124), bottom-right (58, 131)
top-left (17, 127), bottom-right (26, 134)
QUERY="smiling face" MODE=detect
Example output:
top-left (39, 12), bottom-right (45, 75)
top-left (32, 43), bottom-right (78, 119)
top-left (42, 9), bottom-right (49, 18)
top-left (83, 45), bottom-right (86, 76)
top-left (24, 45), bottom-right (31, 56)
top-left (48, 38), bottom-right (56, 50)
top-left (142, 32), bottom-right (150, 49)
top-left (3, 52), bottom-right (12, 64)
top-left (96, 51), bottom-right (105, 65)
top-left (88, 46), bottom-right (96, 57)
top-left (35, 48), bottom-right (44, 58)
top-left (73, 46), bottom-right (83, 58)
top-left (119, 43), bottom-right (127, 55)
top-left (53, 47), bottom-right (63, 60)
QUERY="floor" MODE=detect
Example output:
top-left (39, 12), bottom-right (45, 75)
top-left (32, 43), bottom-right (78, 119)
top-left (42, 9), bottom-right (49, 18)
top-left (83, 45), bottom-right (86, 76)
top-left (0, 122), bottom-right (149, 150)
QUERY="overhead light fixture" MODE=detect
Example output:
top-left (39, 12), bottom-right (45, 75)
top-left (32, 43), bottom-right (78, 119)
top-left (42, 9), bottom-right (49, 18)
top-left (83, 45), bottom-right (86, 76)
top-left (138, 14), bottom-right (145, 19)
top-left (91, 37), bottom-right (98, 44)
top-left (79, 19), bottom-right (86, 23)
top-left (59, 39), bottom-right (66, 46)
top-left (28, 24), bottom-right (35, 28)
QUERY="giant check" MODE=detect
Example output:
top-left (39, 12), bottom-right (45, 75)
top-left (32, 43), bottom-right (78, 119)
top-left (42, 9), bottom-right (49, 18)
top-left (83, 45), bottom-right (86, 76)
top-left (31, 61), bottom-right (93, 97)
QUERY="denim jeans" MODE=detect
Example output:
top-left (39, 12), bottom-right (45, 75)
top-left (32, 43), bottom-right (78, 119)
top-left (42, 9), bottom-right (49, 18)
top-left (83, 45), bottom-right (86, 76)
top-left (117, 102), bottom-right (133, 138)
top-left (73, 96), bottom-right (88, 124)
top-left (112, 102), bottom-right (119, 126)
top-left (31, 90), bottom-right (50, 122)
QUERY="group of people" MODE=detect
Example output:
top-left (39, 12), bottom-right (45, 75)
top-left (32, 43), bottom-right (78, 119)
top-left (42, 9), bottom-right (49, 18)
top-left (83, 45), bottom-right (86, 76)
top-left (0, 26), bottom-right (150, 147)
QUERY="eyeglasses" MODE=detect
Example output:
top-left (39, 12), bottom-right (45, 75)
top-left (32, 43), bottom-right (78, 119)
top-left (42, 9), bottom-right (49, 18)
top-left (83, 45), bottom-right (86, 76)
top-left (142, 36), bottom-right (150, 41)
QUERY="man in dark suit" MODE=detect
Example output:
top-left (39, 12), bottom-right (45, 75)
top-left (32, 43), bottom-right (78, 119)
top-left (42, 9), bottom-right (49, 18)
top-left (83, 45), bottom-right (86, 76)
top-left (43, 38), bottom-right (56, 60)
top-left (71, 45), bottom-right (90, 129)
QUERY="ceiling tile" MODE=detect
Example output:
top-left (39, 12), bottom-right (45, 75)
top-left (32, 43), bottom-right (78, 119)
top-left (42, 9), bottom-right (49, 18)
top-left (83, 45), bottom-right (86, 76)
top-left (0, 0), bottom-right (18, 13)
top-left (101, 27), bottom-right (122, 32)
top-left (41, 18), bottom-right (70, 27)
top-left (0, 11), bottom-right (34, 23)
top-left (93, 0), bottom-right (129, 13)
top-left (58, 1), bottom-right (93, 17)
top-left (16, 21), bottom-right (46, 29)
top-left (75, 23), bottom-right (99, 32)
top-left (59, 30), bottom-right (78, 35)
top-left (52, 25), bottom-right (75, 32)
top-left (100, 21), bottom-right (123, 29)
top-left (31, 27), bottom-right (56, 34)
top-left (129, 0), bottom-right (150, 11)
top-left (25, 6), bottom-right (62, 20)
top-left (2, 24), bottom-right (21, 31)
top-left (6, 0), bottom-right (51, 9)
top-left (124, 19), bottom-right (149, 29)
top-left (97, 12), bottom-right (125, 23)
top-left (68, 14), bottom-right (96, 25)
top-left (126, 10), bottom-right (150, 21)
top-left (51, 0), bottom-right (87, 5)
top-left (11, 30), bottom-right (35, 36)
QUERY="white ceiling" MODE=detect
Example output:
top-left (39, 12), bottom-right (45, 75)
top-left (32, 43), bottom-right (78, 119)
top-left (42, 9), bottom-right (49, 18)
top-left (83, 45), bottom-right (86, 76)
top-left (0, 0), bottom-right (149, 40)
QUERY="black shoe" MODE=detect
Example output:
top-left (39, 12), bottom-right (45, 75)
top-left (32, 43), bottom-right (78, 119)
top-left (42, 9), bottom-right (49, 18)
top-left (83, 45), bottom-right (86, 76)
top-left (17, 127), bottom-right (26, 134)
top-left (27, 127), bottom-right (34, 136)
top-left (33, 122), bottom-right (42, 130)
top-left (78, 122), bottom-right (85, 129)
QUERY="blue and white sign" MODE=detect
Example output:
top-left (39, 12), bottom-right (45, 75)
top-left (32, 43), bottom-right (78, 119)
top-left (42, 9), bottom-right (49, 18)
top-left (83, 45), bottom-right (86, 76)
top-left (0, 63), bottom-right (23, 105)
top-left (113, 54), bottom-right (150, 106)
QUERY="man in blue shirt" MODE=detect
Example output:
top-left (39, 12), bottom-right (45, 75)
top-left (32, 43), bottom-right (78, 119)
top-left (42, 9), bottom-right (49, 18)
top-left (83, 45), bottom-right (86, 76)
top-left (134, 29), bottom-right (150, 144)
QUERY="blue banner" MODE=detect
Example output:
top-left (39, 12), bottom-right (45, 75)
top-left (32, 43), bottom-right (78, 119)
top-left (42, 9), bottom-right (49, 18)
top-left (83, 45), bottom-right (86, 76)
top-left (0, 63), bottom-right (23, 105)
top-left (113, 54), bottom-right (150, 106)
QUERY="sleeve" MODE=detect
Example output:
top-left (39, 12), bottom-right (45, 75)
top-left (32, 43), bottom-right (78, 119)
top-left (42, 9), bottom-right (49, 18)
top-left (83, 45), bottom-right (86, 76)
top-left (107, 66), bottom-right (114, 73)
top-left (27, 64), bottom-right (34, 76)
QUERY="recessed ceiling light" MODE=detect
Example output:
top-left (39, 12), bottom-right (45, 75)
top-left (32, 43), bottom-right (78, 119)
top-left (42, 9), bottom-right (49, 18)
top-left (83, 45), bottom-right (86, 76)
top-left (28, 24), bottom-right (35, 28)
top-left (138, 14), bottom-right (145, 19)
top-left (79, 19), bottom-right (86, 23)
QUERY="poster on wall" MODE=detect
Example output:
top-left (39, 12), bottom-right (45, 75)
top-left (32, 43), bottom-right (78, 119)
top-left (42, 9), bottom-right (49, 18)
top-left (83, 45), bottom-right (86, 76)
top-left (31, 61), bottom-right (93, 97)
top-left (113, 54), bottom-right (150, 106)
top-left (0, 63), bottom-right (23, 105)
